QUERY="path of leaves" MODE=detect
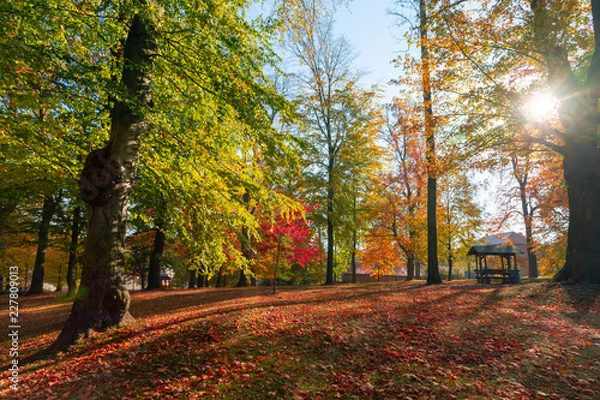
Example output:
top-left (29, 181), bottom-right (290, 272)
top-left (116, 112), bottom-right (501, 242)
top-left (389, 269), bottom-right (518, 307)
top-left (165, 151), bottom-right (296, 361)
top-left (1, 281), bottom-right (599, 399)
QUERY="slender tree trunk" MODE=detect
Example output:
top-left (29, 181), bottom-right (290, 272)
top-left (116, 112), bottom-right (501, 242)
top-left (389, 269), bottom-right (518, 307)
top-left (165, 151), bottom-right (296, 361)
top-left (237, 221), bottom-right (252, 287)
top-left (273, 242), bottom-right (281, 294)
top-left (29, 194), bottom-right (59, 294)
top-left (66, 206), bottom-right (81, 296)
top-left (140, 264), bottom-right (146, 290)
top-left (447, 256), bottom-right (453, 281)
top-left (48, 11), bottom-right (157, 354)
top-left (351, 228), bottom-right (357, 284)
top-left (420, 0), bottom-right (441, 285)
top-left (147, 225), bottom-right (165, 289)
top-left (55, 264), bottom-right (63, 292)
top-left (325, 185), bottom-right (335, 285)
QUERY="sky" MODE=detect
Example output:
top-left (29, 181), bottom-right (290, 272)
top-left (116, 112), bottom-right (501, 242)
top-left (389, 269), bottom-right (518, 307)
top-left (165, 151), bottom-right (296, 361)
top-left (333, 0), bottom-right (403, 102)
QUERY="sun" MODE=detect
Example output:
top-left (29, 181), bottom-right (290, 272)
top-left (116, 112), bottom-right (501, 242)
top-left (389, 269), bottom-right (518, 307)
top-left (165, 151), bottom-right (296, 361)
top-left (524, 92), bottom-right (560, 122)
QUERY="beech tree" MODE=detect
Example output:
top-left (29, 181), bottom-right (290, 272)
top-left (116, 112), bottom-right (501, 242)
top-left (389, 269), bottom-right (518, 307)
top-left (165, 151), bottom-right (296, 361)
top-left (1, 0), bottom-right (302, 355)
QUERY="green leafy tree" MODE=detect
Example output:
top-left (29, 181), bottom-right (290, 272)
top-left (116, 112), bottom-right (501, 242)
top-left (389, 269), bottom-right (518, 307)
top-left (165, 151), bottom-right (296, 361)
top-left (0, 0), bottom-right (302, 354)
top-left (290, 5), bottom-right (382, 284)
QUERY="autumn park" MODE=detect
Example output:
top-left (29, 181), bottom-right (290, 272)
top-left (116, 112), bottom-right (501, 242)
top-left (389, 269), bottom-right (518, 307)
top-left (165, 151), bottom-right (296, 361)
top-left (1, 0), bottom-right (600, 398)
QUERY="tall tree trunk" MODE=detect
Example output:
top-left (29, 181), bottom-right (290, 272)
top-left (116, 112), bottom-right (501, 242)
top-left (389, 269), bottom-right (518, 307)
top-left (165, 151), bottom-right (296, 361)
top-left (351, 226), bottom-right (357, 284)
top-left (420, 0), bottom-right (441, 285)
top-left (29, 194), bottom-right (59, 295)
top-left (351, 195), bottom-right (358, 283)
top-left (147, 225), bottom-right (165, 289)
top-left (447, 256), bottom-right (453, 281)
top-left (66, 206), bottom-right (81, 296)
top-left (48, 11), bottom-right (157, 354)
top-left (325, 185), bottom-right (335, 285)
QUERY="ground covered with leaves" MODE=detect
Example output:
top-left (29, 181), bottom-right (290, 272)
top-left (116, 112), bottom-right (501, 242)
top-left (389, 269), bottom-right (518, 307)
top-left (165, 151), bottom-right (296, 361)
top-left (2, 281), bottom-right (599, 399)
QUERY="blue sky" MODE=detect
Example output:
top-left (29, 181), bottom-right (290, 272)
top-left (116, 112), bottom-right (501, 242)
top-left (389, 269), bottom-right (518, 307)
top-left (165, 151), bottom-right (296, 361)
top-left (334, 0), bottom-right (403, 102)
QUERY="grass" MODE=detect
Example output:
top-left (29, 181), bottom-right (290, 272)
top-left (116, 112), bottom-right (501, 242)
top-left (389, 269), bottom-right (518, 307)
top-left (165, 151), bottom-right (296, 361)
top-left (1, 280), bottom-right (599, 399)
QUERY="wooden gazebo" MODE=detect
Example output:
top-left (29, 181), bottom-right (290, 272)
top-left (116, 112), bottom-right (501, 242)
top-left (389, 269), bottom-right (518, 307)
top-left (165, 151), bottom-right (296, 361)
top-left (467, 245), bottom-right (523, 284)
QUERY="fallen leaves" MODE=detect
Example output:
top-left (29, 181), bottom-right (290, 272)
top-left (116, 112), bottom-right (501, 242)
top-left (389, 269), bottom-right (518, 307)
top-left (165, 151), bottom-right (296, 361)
top-left (0, 281), bottom-right (598, 399)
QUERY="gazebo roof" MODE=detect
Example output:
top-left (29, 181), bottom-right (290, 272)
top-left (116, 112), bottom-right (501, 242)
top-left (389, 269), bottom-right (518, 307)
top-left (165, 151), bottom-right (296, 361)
top-left (467, 245), bottom-right (524, 256)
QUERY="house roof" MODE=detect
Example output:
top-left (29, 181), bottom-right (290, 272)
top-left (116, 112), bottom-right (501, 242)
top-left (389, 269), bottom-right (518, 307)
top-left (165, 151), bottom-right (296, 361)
top-left (467, 245), bottom-right (524, 256)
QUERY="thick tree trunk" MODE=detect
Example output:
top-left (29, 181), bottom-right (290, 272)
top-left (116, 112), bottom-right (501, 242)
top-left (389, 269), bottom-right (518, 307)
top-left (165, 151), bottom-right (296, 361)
top-left (48, 12), bottom-right (156, 354)
top-left (29, 194), bottom-right (58, 295)
top-left (554, 143), bottom-right (600, 283)
top-left (66, 206), bottom-right (81, 296)
top-left (147, 225), bottom-right (165, 289)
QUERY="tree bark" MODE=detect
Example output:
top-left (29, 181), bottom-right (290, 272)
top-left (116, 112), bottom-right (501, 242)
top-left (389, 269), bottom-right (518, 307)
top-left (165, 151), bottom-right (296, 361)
top-left (28, 194), bottom-right (59, 294)
top-left (325, 185), bottom-right (335, 285)
top-left (406, 255), bottom-right (415, 281)
top-left (237, 219), bottom-right (252, 287)
top-left (351, 225), bottom-right (357, 283)
top-left (48, 11), bottom-right (157, 354)
top-left (420, 0), bottom-right (442, 285)
top-left (554, 143), bottom-right (600, 283)
top-left (147, 225), bottom-right (165, 289)
top-left (66, 206), bottom-right (81, 296)
top-left (188, 270), bottom-right (197, 289)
